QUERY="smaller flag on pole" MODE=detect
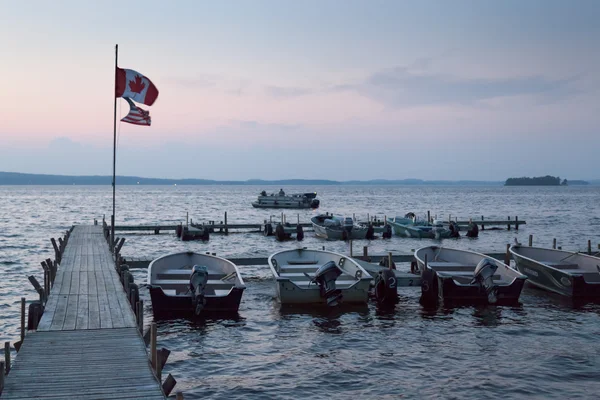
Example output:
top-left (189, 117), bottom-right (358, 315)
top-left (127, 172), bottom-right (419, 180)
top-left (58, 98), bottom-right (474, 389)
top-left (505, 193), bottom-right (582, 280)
top-left (121, 97), bottom-right (151, 126)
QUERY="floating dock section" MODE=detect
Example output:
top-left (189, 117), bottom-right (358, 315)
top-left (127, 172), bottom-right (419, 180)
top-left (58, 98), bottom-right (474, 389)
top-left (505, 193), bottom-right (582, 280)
top-left (0, 225), bottom-right (165, 399)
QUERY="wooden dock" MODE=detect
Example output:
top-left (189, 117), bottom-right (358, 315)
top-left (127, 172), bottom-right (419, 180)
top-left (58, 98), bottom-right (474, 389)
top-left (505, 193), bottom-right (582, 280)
top-left (111, 214), bottom-right (526, 234)
top-left (1, 225), bottom-right (165, 399)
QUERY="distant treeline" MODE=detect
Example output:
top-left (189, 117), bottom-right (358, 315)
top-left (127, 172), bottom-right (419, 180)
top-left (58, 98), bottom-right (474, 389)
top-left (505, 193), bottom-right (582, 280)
top-left (505, 176), bottom-right (589, 186)
top-left (0, 171), bottom-right (502, 186)
top-left (0, 171), bottom-right (595, 186)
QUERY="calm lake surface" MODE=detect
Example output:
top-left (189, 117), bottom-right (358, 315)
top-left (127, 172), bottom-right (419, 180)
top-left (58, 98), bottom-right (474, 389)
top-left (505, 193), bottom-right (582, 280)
top-left (1, 185), bottom-right (599, 399)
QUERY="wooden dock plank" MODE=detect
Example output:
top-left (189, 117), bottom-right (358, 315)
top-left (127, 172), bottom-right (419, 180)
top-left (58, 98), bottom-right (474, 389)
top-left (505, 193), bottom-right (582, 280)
top-left (3, 225), bottom-right (164, 399)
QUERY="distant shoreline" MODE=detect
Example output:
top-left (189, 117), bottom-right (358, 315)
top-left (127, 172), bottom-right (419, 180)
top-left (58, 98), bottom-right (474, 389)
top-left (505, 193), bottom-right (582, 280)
top-left (1, 171), bottom-right (597, 186)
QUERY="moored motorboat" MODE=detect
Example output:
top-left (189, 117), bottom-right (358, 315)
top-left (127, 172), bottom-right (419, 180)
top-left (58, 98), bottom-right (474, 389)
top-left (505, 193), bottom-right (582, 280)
top-left (311, 214), bottom-right (374, 240)
top-left (252, 189), bottom-right (320, 209)
top-left (268, 248), bottom-right (372, 306)
top-left (510, 245), bottom-right (600, 298)
top-left (415, 246), bottom-right (527, 305)
top-left (388, 213), bottom-right (459, 239)
top-left (148, 251), bottom-right (246, 317)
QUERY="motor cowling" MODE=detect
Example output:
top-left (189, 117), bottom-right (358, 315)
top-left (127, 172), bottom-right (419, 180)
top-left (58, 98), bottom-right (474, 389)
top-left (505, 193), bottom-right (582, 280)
top-left (296, 224), bottom-right (304, 241)
top-left (190, 265), bottom-right (209, 315)
top-left (471, 258), bottom-right (498, 304)
top-left (311, 199), bottom-right (320, 208)
top-left (313, 261), bottom-right (343, 306)
top-left (382, 224), bottom-right (392, 239)
top-left (466, 222), bottom-right (479, 238)
top-left (374, 269), bottom-right (398, 307)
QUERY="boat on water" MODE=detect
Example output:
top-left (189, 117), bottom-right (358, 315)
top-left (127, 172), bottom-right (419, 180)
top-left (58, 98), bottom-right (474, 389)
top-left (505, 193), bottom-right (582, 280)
top-left (415, 246), bottom-right (527, 305)
top-left (252, 189), bottom-right (320, 209)
top-left (388, 213), bottom-right (459, 239)
top-left (268, 248), bottom-right (372, 306)
top-left (148, 251), bottom-right (246, 317)
top-left (175, 224), bottom-right (210, 241)
top-left (311, 214), bottom-right (375, 240)
top-left (510, 245), bottom-right (600, 298)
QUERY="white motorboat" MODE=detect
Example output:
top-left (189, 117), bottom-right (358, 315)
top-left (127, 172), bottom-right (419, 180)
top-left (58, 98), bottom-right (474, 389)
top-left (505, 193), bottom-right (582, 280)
top-left (252, 189), bottom-right (320, 209)
top-left (415, 246), bottom-right (527, 305)
top-left (268, 248), bottom-right (372, 306)
top-left (311, 214), bottom-right (374, 240)
top-left (510, 245), bottom-right (600, 298)
top-left (148, 251), bottom-right (246, 317)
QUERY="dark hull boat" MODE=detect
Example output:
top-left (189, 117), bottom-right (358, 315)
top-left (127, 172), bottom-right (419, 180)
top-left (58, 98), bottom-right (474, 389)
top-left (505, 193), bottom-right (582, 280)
top-left (415, 246), bottom-right (527, 306)
top-left (510, 245), bottom-right (600, 298)
top-left (148, 251), bottom-right (245, 318)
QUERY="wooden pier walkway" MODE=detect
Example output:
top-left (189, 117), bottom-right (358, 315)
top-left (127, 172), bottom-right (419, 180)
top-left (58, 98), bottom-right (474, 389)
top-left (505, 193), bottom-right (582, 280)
top-left (1, 225), bottom-right (165, 399)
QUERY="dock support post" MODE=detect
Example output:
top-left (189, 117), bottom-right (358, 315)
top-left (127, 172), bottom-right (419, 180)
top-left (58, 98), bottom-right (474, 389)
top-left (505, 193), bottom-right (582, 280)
top-left (150, 322), bottom-right (157, 372)
top-left (588, 240), bottom-right (592, 255)
top-left (297, 214), bottom-right (300, 225)
top-left (388, 252), bottom-right (393, 270)
top-left (553, 238), bottom-right (557, 249)
top-left (427, 211), bottom-right (431, 223)
top-left (156, 345), bottom-right (162, 382)
top-left (51, 238), bottom-right (60, 264)
top-left (137, 300), bottom-right (144, 333)
top-left (224, 212), bottom-right (228, 235)
top-left (504, 244), bottom-right (511, 266)
top-left (363, 246), bottom-right (368, 260)
top-left (515, 216), bottom-right (519, 230)
top-left (186, 212), bottom-right (189, 227)
top-left (162, 374), bottom-right (177, 397)
top-left (507, 216), bottom-right (511, 231)
top-left (1, 361), bottom-right (4, 394)
top-left (115, 238), bottom-right (125, 257)
top-left (367, 213), bottom-right (370, 223)
top-left (481, 216), bottom-right (485, 230)
top-left (349, 240), bottom-right (353, 257)
top-left (110, 215), bottom-right (115, 252)
top-left (4, 342), bottom-right (10, 375)
top-left (529, 235), bottom-right (533, 247)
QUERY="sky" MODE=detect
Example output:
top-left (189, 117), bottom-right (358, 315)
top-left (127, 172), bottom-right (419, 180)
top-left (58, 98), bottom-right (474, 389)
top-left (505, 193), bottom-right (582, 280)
top-left (1, 0), bottom-right (599, 181)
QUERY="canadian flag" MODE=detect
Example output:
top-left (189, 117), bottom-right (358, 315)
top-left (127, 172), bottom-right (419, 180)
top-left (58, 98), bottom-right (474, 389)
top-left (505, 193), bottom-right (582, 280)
top-left (115, 67), bottom-right (159, 106)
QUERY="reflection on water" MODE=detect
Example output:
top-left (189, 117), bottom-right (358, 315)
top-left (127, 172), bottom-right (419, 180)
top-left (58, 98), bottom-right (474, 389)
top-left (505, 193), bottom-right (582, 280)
top-left (1, 185), bottom-right (600, 398)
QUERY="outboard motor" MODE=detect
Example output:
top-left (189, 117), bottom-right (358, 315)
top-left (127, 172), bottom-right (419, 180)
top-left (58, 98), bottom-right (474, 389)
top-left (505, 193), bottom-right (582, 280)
top-left (296, 224), bottom-right (304, 241)
top-left (374, 269), bottom-right (398, 307)
top-left (366, 224), bottom-right (375, 240)
top-left (466, 221), bottom-right (479, 238)
top-left (311, 199), bottom-right (320, 209)
top-left (382, 224), bottom-right (392, 239)
top-left (190, 265), bottom-right (209, 315)
top-left (471, 258), bottom-right (498, 304)
top-left (312, 261), bottom-right (343, 306)
top-left (449, 221), bottom-right (460, 238)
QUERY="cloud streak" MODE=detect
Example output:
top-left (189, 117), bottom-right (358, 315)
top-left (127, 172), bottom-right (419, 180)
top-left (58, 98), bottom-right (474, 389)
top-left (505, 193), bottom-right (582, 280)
top-left (338, 67), bottom-right (581, 107)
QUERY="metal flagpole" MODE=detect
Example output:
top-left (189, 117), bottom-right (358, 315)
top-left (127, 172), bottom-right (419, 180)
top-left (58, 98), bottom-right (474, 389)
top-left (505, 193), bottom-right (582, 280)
top-left (111, 44), bottom-right (118, 252)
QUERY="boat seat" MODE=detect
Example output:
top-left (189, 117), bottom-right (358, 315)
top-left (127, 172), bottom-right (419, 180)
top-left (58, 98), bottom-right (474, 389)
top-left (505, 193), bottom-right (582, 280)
top-left (159, 288), bottom-right (232, 296)
top-left (156, 271), bottom-right (228, 280)
top-left (287, 280), bottom-right (358, 289)
top-left (542, 262), bottom-right (579, 270)
top-left (287, 259), bottom-right (319, 265)
top-left (436, 271), bottom-right (502, 280)
top-left (152, 279), bottom-right (235, 287)
top-left (279, 265), bottom-right (320, 274)
top-left (428, 262), bottom-right (477, 271)
top-left (279, 272), bottom-right (356, 280)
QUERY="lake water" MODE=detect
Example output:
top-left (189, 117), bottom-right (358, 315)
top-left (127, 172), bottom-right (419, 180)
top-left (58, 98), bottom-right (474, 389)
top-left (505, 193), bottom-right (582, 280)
top-left (1, 185), bottom-right (599, 399)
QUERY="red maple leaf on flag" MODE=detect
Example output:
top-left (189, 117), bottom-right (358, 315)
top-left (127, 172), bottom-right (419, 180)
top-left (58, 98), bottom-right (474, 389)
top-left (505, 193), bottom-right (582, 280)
top-left (128, 75), bottom-right (146, 94)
